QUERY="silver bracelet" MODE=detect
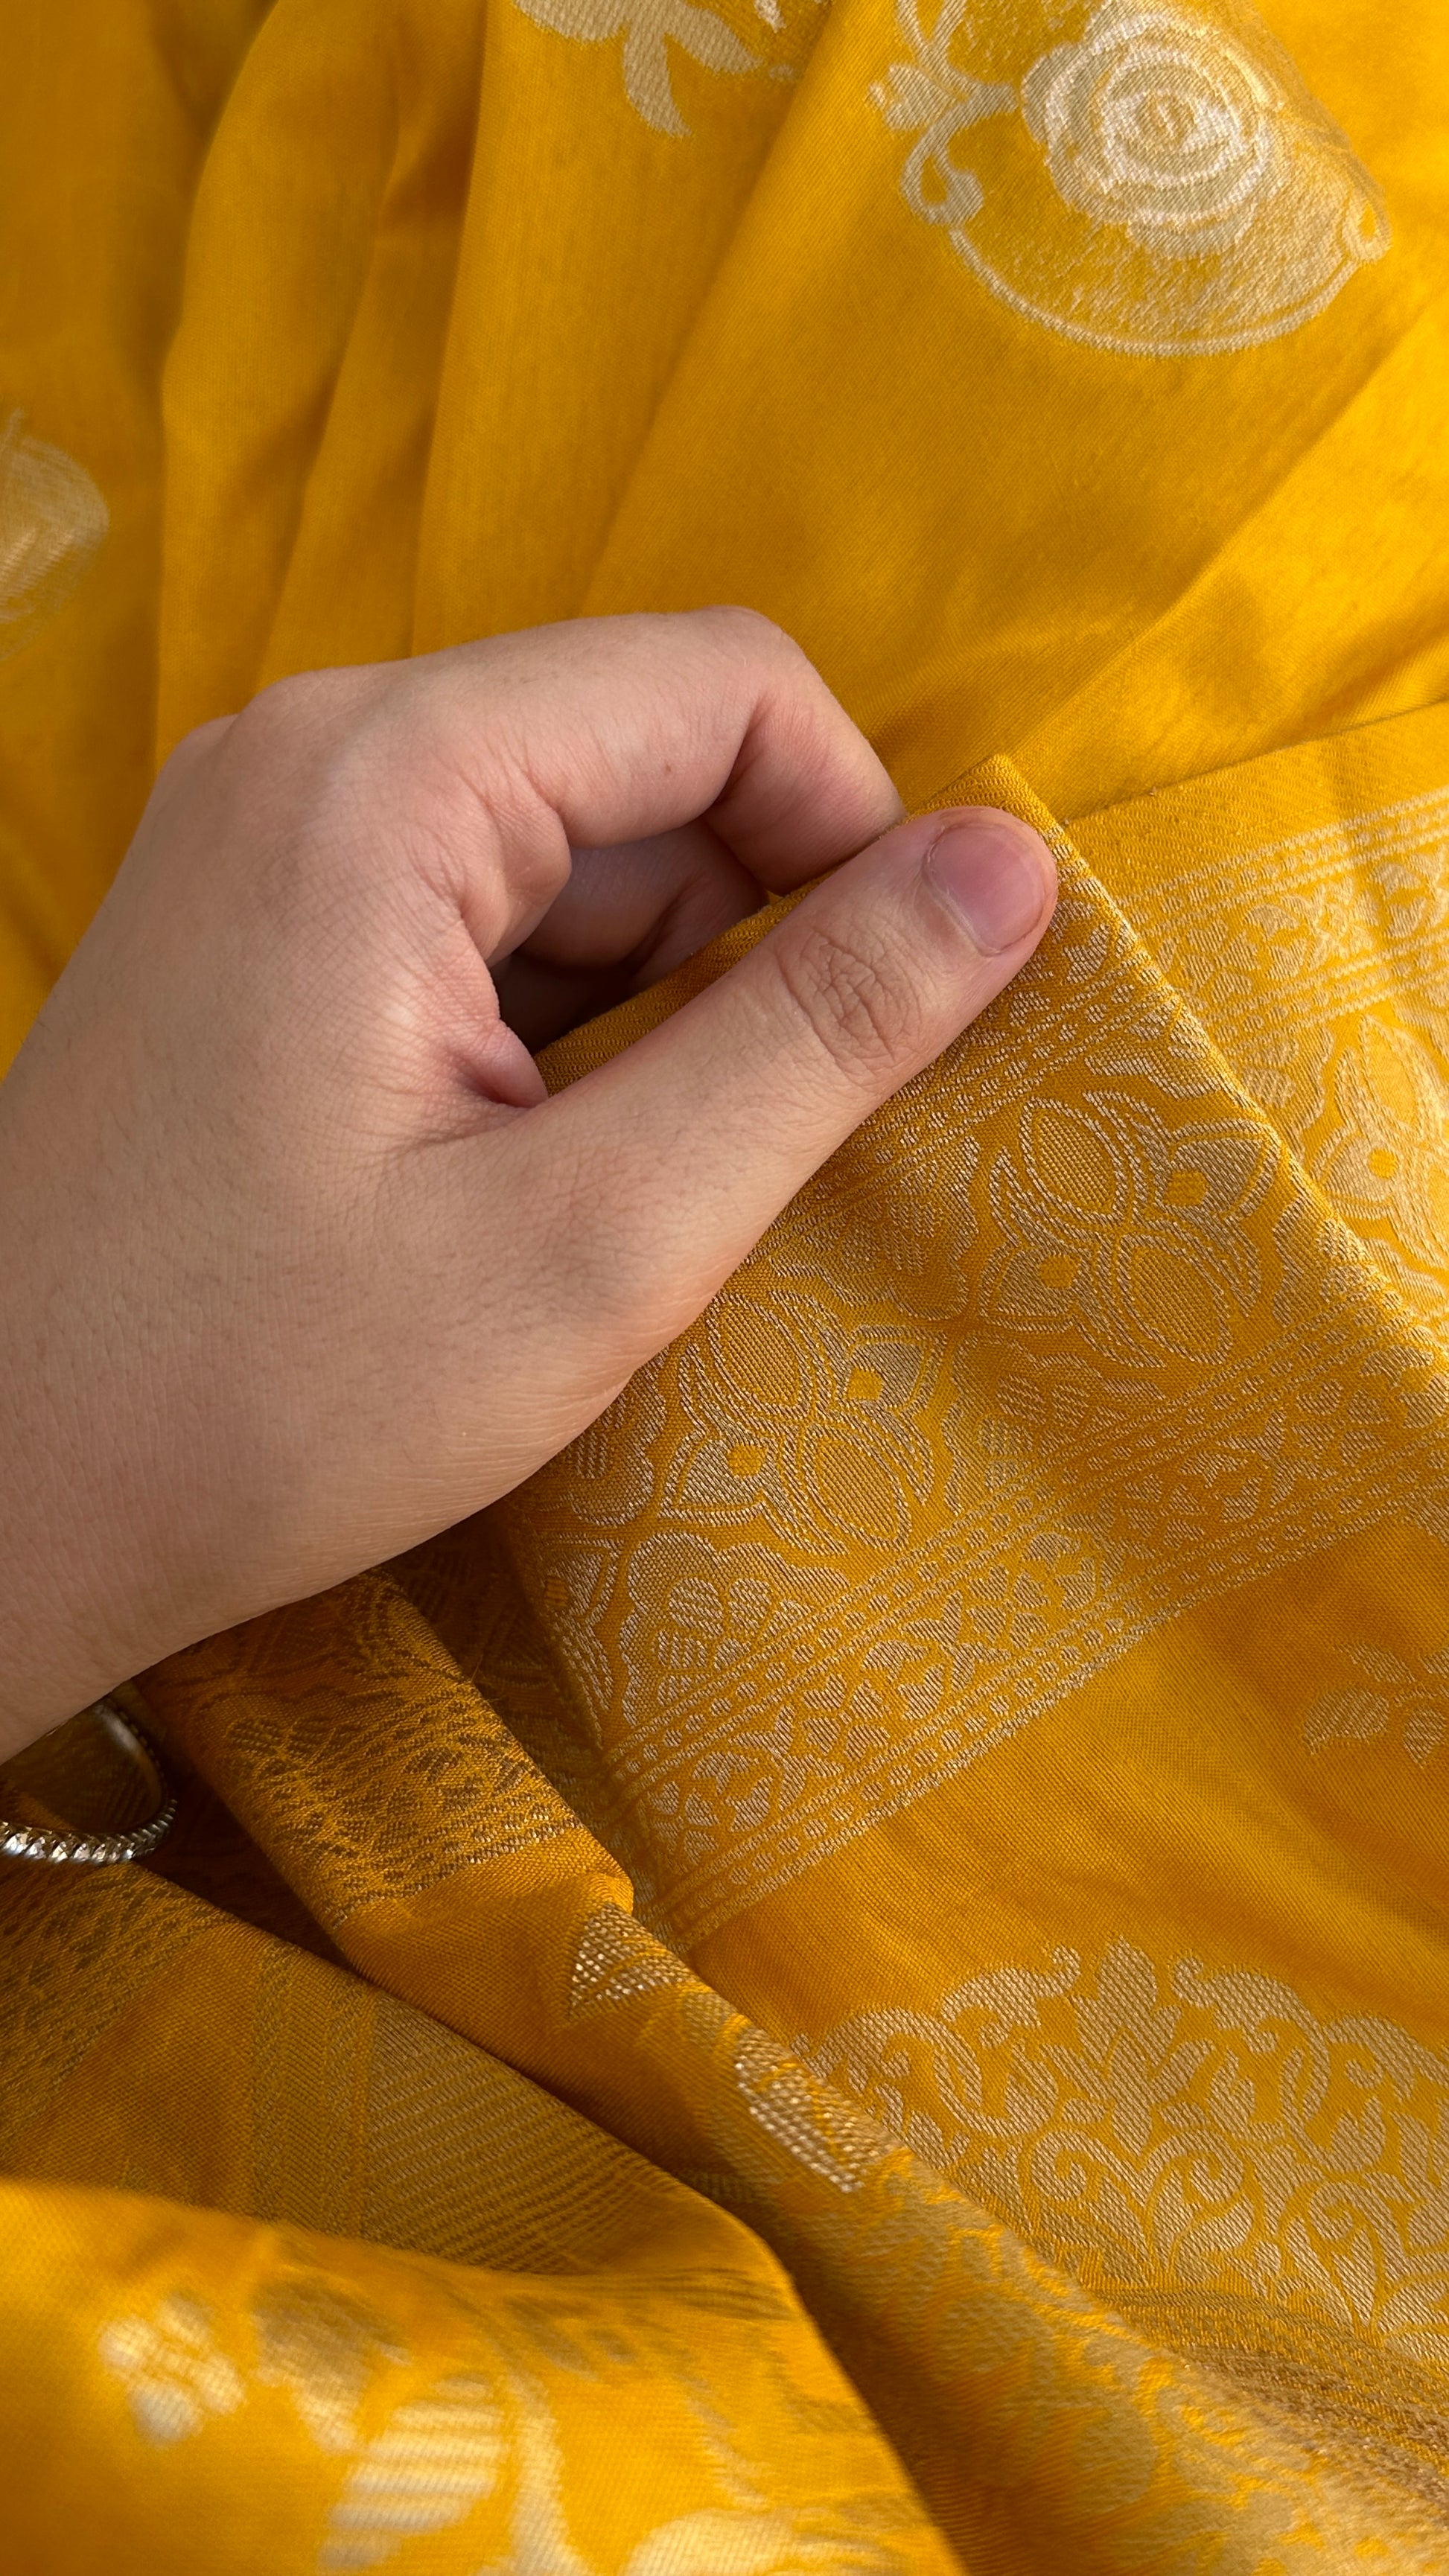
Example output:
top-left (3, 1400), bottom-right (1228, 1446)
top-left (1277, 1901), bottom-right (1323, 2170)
top-left (0, 1697), bottom-right (177, 1865)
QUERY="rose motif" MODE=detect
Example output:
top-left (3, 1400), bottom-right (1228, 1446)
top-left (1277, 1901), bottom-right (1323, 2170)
top-left (1022, 1), bottom-right (1284, 258)
top-left (871, 0), bottom-right (1392, 356)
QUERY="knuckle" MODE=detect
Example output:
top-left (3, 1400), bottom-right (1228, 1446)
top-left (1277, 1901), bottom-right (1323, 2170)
top-left (166, 712), bottom-right (232, 769)
top-left (149, 713), bottom-right (235, 810)
top-left (773, 921), bottom-right (918, 1083)
top-left (231, 666), bottom-right (394, 783)
top-left (236, 666), bottom-right (336, 742)
top-left (245, 671), bottom-right (409, 814)
top-left (703, 602), bottom-right (797, 664)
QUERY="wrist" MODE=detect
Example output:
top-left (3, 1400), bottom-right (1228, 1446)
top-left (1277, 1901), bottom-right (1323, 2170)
top-left (0, 1275), bottom-right (173, 1762)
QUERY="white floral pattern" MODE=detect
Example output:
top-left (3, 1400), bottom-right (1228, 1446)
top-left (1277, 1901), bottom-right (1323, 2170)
top-left (1317, 1021), bottom-right (1449, 1287)
top-left (1022, 1), bottom-right (1284, 258)
top-left (99, 2269), bottom-right (918, 2575)
top-left (870, 0), bottom-right (1390, 356)
top-left (1305, 1637), bottom-right (1449, 1766)
top-left (801, 1939), bottom-right (1449, 2390)
top-left (0, 409), bottom-right (106, 660)
top-left (494, 840), bottom-right (1449, 1948)
top-left (1110, 781), bottom-right (1449, 1333)
top-left (510, 0), bottom-right (795, 136)
top-left (98, 2294), bottom-right (244, 2444)
top-left (980, 1091), bottom-right (1273, 1362)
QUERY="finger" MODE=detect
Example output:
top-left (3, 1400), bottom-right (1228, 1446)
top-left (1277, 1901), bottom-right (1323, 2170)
top-left (494, 824), bottom-right (764, 1048)
top-left (507, 826), bottom-right (762, 975)
top-left (522, 805), bottom-right (1057, 1356)
top-left (407, 608), bottom-right (904, 904)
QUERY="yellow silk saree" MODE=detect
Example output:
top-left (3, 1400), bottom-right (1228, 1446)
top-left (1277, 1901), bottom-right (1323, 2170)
top-left (4, 0), bottom-right (1449, 2566)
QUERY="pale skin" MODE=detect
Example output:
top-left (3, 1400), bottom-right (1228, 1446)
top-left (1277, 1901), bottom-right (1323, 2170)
top-left (0, 608), bottom-right (1056, 1764)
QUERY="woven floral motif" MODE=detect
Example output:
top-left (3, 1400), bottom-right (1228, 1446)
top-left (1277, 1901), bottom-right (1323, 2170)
top-left (870, 0), bottom-right (1389, 354)
top-left (509, 0), bottom-right (820, 136)
top-left (0, 409), bottom-right (106, 660)
top-left (98, 2248), bottom-right (925, 2575)
top-left (1111, 780), bottom-right (1449, 1329)
top-left (497, 820), bottom-right (1449, 1944)
top-left (801, 1936), bottom-right (1449, 2503)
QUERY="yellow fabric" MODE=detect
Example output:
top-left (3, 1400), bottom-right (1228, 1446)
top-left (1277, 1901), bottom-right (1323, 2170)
top-left (3, 1), bottom-right (1449, 2566)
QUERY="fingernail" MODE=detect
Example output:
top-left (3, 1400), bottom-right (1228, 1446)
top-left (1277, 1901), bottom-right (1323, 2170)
top-left (925, 814), bottom-right (1054, 954)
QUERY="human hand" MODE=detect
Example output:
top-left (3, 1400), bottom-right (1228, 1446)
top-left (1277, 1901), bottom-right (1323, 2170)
top-left (0, 610), bottom-right (1055, 1756)
top-left (490, 794), bottom-right (769, 1050)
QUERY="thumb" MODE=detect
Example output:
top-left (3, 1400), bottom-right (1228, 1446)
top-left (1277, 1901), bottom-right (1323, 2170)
top-left (528, 804), bottom-right (1057, 1358)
